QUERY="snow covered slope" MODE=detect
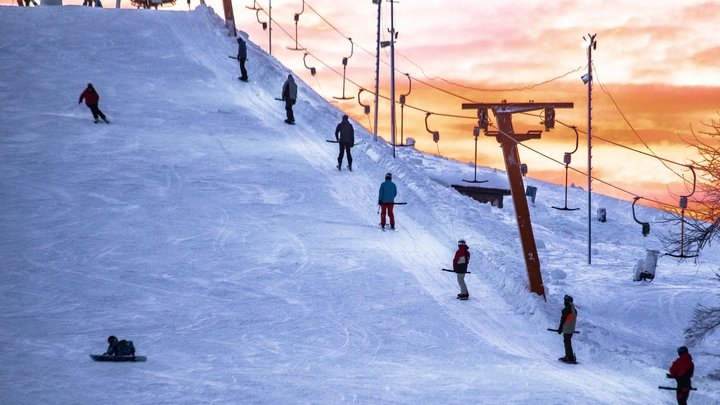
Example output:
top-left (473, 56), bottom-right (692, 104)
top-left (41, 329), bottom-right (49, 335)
top-left (1, 6), bottom-right (718, 404)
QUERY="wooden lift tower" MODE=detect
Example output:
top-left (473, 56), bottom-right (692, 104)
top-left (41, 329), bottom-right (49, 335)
top-left (461, 101), bottom-right (573, 300)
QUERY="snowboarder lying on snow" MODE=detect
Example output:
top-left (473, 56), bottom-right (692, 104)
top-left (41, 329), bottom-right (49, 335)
top-left (667, 346), bottom-right (694, 405)
top-left (103, 335), bottom-right (136, 357)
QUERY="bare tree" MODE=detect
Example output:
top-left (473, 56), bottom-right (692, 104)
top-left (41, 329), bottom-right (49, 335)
top-left (659, 114), bottom-right (720, 259)
top-left (684, 271), bottom-right (720, 345)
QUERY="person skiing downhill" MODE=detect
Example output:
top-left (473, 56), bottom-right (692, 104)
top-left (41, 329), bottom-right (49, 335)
top-left (667, 346), bottom-right (694, 405)
top-left (453, 240), bottom-right (471, 300)
top-left (378, 173), bottom-right (397, 230)
top-left (236, 37), bottom-right (248, 82)
top-left (335, 115), bottom-right (354, 171)
top-left (78, 83), bottom-right (109, 123)
top-left (281, 74), bottom-right (297, 124)
top-left (557, 294), bottom-right (578, 363)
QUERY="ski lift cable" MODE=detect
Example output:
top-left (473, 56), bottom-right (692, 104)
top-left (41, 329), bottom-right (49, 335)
top-left (592, 63), bottom-right (684, 179)
top-left (396, 50), bottom-right (586, 93)
top-left (262, 9), bottom-right (704, 212)
top-left (487, 122), bottom-right (689, 212)
top-left (301, 1), bottom-right (589, 98)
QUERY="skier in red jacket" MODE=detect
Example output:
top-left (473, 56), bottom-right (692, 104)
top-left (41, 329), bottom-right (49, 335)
top-left (78, 83), bottom-right (109, 123)
top-left (667, 346), bottom-right (694, 405)
top-left (453, 240), bottom-right (470, 300)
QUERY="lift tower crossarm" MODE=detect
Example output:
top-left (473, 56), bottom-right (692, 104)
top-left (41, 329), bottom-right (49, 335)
top-left (461, 101), bottom-right (573, 300)
top-left (462, 102), bottom-right (574, 115)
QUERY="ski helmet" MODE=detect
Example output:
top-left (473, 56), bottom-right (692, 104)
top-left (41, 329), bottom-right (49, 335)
top-left (385, 173), bottom-right (392, 180)
top-left (563, 295), bottom-right (573, 305)
top-left (107, 335), bottom-right (118, 344)
top-left (677, 346), bottom-right (688, 355)
top-left (87, 83), bottom-right (94, 89)
top-left (458, 239), bottom-right (466, 245)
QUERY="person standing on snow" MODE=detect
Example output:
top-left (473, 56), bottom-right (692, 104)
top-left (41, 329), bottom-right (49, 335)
top-left (281, 74), bottom-right (297, 124)
top-left (378, 173), bottom-right (397, 230)
top-left (236, 37), bottom-right (248, 82)
top-left (557, 294), bottom-right (577, 363)
top-left (335, 115), bottom-right (354, 171)
top-left (453, 240), bottom-right (471, 300)
top-left (78, 83), bottom-right (109, 124)
top-left (667, 346), bottom-right (694, 405)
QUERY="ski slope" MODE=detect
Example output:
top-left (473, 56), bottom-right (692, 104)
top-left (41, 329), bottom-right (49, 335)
top-left (1, 6), bottom-right (719, 404)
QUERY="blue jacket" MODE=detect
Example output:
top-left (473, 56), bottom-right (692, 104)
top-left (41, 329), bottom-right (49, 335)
top-left (378, 180), bottom-right (397, 204)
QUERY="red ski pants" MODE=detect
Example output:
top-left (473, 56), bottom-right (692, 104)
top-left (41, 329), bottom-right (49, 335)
top-left (380, 202), bottom-right (395, 227)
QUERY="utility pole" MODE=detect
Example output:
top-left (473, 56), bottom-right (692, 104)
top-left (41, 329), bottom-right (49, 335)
top-left (268, 0), bottom-right (272, 55)
top-left (583, 34), bottom-right (597, 265)
top-left (372, 0), bottom-right (381, 142)
top-left (388, 0), bottom-right (397, 158)
top-left (462, 101), bottom-right (573, 301)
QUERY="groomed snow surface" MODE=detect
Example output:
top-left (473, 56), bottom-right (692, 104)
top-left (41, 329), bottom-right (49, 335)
top-left (1, 6), bottom-right (719, 405)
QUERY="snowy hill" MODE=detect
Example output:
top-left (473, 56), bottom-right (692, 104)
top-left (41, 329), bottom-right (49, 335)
top-left (1, 6), bottom-right (719, 404)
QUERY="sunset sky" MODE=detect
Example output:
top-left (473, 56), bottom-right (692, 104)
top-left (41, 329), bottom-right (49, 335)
top-left (15, 0), bottom-right (720, 208)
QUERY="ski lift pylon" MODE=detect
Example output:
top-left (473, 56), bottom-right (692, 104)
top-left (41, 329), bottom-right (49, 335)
top-left (552, 126), bottom-right (580, 211)
top-left (333, 38), bottom-right (355, 101)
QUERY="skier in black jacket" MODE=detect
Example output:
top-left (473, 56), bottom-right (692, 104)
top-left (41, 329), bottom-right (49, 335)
top-left (335, 115), bottom-right (354, 171)
top-left (236, 37), bottom-right (248, 82)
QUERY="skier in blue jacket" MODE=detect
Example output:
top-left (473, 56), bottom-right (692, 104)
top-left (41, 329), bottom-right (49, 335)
top-left (378, 173), bottom-right (397, 229)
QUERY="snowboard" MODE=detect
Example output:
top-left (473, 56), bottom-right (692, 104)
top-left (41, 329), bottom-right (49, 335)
top-left (558, 357), bottom-right (578, 364)
top-left (90, 354), bottom-right (146, 362)
top-left (284, 119), bottom-right (295, 125)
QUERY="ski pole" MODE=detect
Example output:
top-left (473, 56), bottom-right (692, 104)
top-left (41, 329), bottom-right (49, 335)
top-left (442, 268), bottom-right (471, 274)
top-left (394, 202), bottom-right (408, 205)
top-left (658, 386), bottom-right (697, 391)
top-left (547, 328), bottom-right (580, 334)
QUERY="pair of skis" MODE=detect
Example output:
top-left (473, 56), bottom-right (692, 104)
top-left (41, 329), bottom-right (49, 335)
top-left (377, 202), bottom-right (407, 232)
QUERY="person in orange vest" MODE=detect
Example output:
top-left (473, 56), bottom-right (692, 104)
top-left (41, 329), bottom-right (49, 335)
top-left (667, 346), bottom-right (694, 405)
top-left (557, 294), bottom-right (577, 363)
top-left (453, 239), bottom-right (470, 300)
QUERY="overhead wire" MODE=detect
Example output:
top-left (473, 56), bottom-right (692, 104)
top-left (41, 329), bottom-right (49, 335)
top-left (252, 3), bottom-right (703, 213)
top-left (592, 63), bottom-right (684, 179)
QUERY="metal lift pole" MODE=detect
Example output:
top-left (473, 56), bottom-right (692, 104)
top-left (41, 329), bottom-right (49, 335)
top-left (495, 112), bottom-right (545, 299)
top-left (462, 102), bottom-right (573, 300)
top-left (372, 0), bottom-right (381, 142)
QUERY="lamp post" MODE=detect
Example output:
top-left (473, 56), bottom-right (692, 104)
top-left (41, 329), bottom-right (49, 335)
top-left (583, 33), bottom-right (597, 265)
